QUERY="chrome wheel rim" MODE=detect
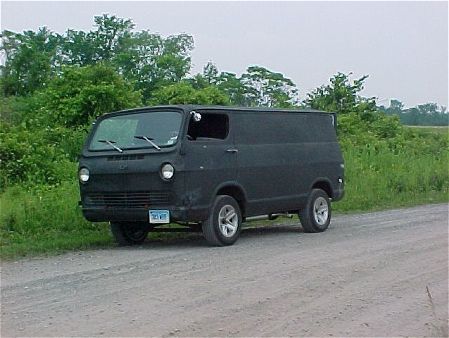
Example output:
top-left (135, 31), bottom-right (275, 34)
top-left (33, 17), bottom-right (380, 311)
top-left (313, 197), bottom-right (329, 226)
top-left (218, 204), bottom-right (238, 237)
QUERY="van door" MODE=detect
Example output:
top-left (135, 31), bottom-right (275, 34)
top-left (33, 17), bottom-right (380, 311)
top-left (183, 111), bottom-right (237, 215)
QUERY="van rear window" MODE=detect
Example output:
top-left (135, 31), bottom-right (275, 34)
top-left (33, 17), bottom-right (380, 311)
top-left (187, 113), bottom-right (229, 141)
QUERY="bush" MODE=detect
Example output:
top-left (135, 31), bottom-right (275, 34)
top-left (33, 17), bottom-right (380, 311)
top-left (0, 63), bottom-right (140, 189)
top-left (335, 138), bottom-right (448, 212)
top-left (335, 115), bottom-right (449, 212)
top-left (26, 64), bottom-right (142, 128)
top-left (0, 123), bottom-right (79, 188)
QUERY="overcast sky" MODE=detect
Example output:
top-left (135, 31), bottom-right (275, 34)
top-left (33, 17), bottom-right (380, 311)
top-left (1, 1), bottom-right (447, 108)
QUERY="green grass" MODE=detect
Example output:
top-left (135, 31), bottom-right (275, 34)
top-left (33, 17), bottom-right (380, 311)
top-left (334, 144), bottom-right (448, 212)
top-left (1, 128), bottom-right (448, 259)
top-left (0, 182), bottom-right (113, 259)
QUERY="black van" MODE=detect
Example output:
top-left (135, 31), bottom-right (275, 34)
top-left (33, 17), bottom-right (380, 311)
top-left (78, 105), bottom-right (344, 246)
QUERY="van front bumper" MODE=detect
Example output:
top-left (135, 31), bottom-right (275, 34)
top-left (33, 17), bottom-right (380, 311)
top-left (81, 205), bottom-right (210, 223)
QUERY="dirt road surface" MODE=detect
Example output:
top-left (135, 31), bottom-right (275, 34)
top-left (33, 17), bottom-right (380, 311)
top-left (1, 203), bottom-right (448, 337)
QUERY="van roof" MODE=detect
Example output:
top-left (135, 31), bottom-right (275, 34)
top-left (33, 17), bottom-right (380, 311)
top-left (111, 105), bottom-right (332, 116)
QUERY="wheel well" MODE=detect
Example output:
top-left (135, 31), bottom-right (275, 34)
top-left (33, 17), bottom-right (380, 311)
top-left (312, 181), bottom-right (333, 198)
top-left (216, 186), bottom-right (246, 216)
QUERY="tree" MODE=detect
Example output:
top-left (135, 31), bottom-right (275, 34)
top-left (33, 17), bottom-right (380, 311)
top-left (188, 63), bottom-right (247, 106)
top-left (240, 66), bottom-right (299, 107)
top-left (149, 82), bottom-right (229, 105)
top-left (380, 100), bottom-right (448, 126)
top-left (60, 14), bottom-right (135, 66)
top-left (305, 72), bottom-right (377, 115)
top-left (215, 72), bottom-right (248, 106)
top-left (124, 32), bottom-right (194, 101)
top-left (1, 14), bottom-right (195, 102)
top-left (202, 62), bottom-right (219, 85)
top-left (1, 27), bottom-right (63, 96)
top-left (389, 99), bottom-right (405, 113)
top-left (190, 63), bottom-right (299, 107)
top-left (403, 103), bottom-right (448, 126)
top-left (61, 29), bottom-right (97, 66)
top-left (93, 14), bottom-right (135, 61)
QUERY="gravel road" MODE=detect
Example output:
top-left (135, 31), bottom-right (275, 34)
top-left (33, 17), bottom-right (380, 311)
top-left (1, 203), bottom-right (448, 337)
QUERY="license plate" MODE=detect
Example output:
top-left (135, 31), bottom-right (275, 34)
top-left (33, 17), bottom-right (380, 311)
top-left (149, 210), bottom-right (170, 224)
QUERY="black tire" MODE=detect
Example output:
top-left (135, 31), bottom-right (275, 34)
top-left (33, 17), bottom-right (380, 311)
top-left (299, 189), bottom-right (331, 233)
top-left (187, 223), bottom-right (203, 232)
top-left (110, 222), bottom-right (150, 246)
top-left (202, 195), bottom-right (242, 246)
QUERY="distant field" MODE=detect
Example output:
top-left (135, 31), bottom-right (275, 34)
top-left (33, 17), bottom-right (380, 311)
top-left (406, 125), bottom-right (448, 135)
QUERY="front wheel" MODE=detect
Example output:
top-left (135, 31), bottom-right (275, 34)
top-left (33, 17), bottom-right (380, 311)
top-left (110, 222), bottom-right (150, 246)
top-left (202, 195), bottom-right (242, 246)
top-left (299, 189), bottom-right (331, 233)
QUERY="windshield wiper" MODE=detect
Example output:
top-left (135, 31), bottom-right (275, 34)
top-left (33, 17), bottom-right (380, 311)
top-left (134, 135), bottom-right (161, 151)
top-left (98, 140), bottom-right (123, 153)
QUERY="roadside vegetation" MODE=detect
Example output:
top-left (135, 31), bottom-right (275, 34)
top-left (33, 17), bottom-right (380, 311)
top-left (1, 15), bottom-right (448, 258)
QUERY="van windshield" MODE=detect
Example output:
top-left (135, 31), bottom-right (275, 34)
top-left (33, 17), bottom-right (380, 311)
top-left (89, 111), bottom-right (183, 151)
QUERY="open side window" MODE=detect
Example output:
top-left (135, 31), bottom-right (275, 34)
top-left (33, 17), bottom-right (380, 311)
top-left (187, 113), bottom-right (229, 141)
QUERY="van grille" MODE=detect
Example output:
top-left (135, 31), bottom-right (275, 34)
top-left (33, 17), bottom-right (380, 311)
top-left (85, 191), bottom-right (171, 208)
top-left (107, 154), bottom-right (144, 161)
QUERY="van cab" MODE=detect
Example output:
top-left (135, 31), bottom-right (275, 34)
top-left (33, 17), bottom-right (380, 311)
top-left (78, 105), bottom-right (344, 246)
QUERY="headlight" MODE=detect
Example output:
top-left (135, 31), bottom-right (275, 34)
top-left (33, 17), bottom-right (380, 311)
top-left (79, 168), bottom-right (90, 183)
top-left (161, 163), bottom-right (174, 180)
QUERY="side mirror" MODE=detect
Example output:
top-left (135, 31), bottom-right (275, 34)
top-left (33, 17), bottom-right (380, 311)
top-left (190, 111), bottom-right (202, 122)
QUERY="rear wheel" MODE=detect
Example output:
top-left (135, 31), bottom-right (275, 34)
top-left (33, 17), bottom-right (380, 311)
top-left (299, 189), bottom-right (331, 233)
top-left (202, 195), bottom-right (242, 246)
top-left (110, 222), bottom-right (150, 246)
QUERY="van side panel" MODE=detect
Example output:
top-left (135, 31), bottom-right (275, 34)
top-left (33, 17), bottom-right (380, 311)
top-left (233, 112), bottom-right (343, 216)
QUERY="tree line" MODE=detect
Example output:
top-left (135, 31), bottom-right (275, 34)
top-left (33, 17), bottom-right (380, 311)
top-left (379, 100), bottom-right (448, 126)
top-left (1, 13), bottom-right (446, 126)
top-left (1, 14), bottom-right (448, 189)
top-left (0, 14), bottom-right (298, 108)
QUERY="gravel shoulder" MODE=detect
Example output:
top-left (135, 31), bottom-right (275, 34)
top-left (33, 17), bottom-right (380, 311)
top-left (1, 203), bottom-right (448, 337)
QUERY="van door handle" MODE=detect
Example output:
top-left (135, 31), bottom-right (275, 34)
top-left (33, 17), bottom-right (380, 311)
top-left (226, 148), bottom-right (239, 153)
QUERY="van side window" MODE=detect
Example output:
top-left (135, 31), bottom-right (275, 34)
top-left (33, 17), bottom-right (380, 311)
top-left (187, 113), bottom-right (229, 141)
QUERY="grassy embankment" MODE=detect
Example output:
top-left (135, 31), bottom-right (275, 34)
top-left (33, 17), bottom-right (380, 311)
top-left (1, 127), bottom-right (448, 259)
